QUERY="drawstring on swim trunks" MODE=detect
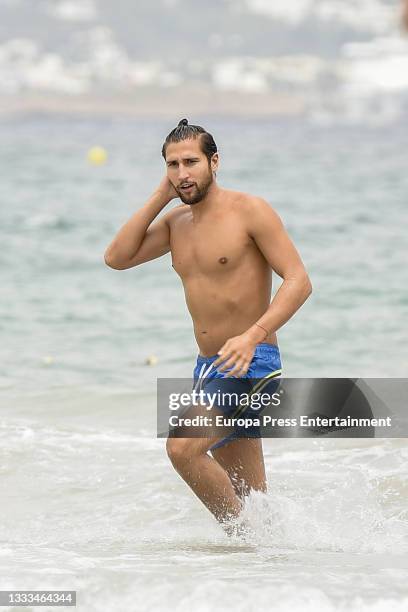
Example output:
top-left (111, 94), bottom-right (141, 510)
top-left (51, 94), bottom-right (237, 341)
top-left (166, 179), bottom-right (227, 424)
top-left (194, 362), bottom-right (214, 393)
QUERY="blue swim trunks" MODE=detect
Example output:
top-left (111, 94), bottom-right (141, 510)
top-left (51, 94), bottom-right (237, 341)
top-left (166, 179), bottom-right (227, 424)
top-left (192, 343), bottom-right (282, 451)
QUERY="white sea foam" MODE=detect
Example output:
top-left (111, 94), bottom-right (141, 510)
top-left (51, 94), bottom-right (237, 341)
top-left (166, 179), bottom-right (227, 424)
top-left (230, 477), bottom-right (408, 554)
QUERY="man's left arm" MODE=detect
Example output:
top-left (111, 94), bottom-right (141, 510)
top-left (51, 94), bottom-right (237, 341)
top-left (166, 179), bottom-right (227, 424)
top-left (247, 196), bottom-right (312, 340)
top-left (214, 197), bottom-right (312, 376)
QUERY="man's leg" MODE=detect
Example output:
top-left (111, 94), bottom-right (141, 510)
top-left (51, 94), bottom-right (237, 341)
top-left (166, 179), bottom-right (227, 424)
top-left (166, 435), bottom-right (242, 523)
top-left (211, 437), bottom-right (267, 499)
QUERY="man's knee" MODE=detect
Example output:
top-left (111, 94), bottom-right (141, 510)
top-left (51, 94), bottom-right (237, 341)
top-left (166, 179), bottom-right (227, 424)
top-left (166, 437), bottom-right (205, 468)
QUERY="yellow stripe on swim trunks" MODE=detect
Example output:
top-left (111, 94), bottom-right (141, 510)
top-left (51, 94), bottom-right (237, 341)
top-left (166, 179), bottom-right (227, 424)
top-left (232, 369), bottom-right (282, 418)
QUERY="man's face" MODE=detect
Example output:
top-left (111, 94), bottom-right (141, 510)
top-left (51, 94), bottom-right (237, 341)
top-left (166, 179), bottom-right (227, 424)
top-left (165, 138), bottom-right (218, 205)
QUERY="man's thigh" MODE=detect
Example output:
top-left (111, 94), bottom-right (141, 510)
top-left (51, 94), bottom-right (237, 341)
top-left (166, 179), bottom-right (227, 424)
top-left (211, 437), bottom-right (267, 496)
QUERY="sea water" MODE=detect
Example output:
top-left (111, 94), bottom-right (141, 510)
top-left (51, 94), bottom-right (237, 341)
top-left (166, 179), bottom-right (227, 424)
top-left (0, 116), bottom-right (407, 611)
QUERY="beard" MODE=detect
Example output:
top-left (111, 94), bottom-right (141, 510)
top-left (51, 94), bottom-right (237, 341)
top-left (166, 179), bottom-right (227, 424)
top-left (175, 170), bottom-right (213, 205)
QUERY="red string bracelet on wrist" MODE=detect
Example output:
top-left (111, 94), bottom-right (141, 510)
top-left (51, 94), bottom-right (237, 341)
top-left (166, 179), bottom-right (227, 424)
top-left (255, 322), bottom-right (269, 339)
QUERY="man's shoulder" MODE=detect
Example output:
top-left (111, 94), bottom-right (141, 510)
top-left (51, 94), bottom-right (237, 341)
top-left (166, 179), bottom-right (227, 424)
top-left (162, 203), bottom-right (190, 226)
top-left (225, 190), bottom-right (283, 238)
top-left (226, 189), bottom-right (275, 214)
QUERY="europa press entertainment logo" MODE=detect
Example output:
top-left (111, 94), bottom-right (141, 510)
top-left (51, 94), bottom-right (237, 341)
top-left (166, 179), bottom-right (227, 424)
top-left (157, 378), bottom-right (406, 440)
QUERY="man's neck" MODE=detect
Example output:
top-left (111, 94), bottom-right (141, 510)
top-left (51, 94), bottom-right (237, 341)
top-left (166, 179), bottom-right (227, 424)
top-left (189, 182), bottom-right (223, 221)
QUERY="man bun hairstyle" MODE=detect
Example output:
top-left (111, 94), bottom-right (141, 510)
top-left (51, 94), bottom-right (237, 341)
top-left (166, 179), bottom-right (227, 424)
top-left (161, 118), bottom-right (218, 165)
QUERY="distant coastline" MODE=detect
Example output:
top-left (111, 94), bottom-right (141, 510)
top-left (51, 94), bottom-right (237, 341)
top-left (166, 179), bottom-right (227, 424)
top-left (0, 87), bottom-right (306, 118)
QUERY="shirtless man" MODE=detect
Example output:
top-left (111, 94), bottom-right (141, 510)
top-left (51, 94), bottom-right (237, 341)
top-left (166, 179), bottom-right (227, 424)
top-left (104, 119), bottom-right (312, 527)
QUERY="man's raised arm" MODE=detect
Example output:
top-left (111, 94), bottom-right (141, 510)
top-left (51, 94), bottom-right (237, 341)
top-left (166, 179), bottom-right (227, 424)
top-left (104, 177), bottom-right (177, 270)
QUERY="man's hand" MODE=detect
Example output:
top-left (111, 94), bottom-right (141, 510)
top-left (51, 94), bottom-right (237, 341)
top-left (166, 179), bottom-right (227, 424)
top-left (213, 331), bottom-right (260, 378)
top-left (156, 175), bottom-right (179, 204)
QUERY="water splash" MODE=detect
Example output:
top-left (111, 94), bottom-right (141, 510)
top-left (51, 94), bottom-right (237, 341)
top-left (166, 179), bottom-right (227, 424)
top-left (224, 470), bottom-right (408, 553)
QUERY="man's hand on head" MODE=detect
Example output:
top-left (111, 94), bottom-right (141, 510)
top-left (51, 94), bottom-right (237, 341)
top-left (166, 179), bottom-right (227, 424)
top-left (155, 175), bottom-right (179, 204)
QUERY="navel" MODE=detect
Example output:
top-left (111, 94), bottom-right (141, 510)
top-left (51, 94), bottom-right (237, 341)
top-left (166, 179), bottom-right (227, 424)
top-left (219, 257), bottom-right (228, 264)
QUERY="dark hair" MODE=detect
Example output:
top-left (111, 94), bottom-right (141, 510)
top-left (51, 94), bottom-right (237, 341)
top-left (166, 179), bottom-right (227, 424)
top-left (161, 118), bottom-right (218, 164)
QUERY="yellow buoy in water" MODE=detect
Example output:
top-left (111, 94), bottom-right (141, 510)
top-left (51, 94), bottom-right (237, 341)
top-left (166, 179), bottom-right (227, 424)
top-left (145, 355), bottom-right (158, 366)
top-left (87, 146), bottom-right (108, 165)
top-left (42, 355), bottom-right (54, 365)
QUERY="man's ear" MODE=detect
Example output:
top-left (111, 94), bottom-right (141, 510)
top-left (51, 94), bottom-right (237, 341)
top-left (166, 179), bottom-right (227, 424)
top-left (211, 153), bottom-right (219, 173)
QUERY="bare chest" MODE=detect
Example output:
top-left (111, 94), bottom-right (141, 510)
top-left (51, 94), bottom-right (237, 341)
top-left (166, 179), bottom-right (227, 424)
top-left (170, 216), bottom-right (254, 279)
